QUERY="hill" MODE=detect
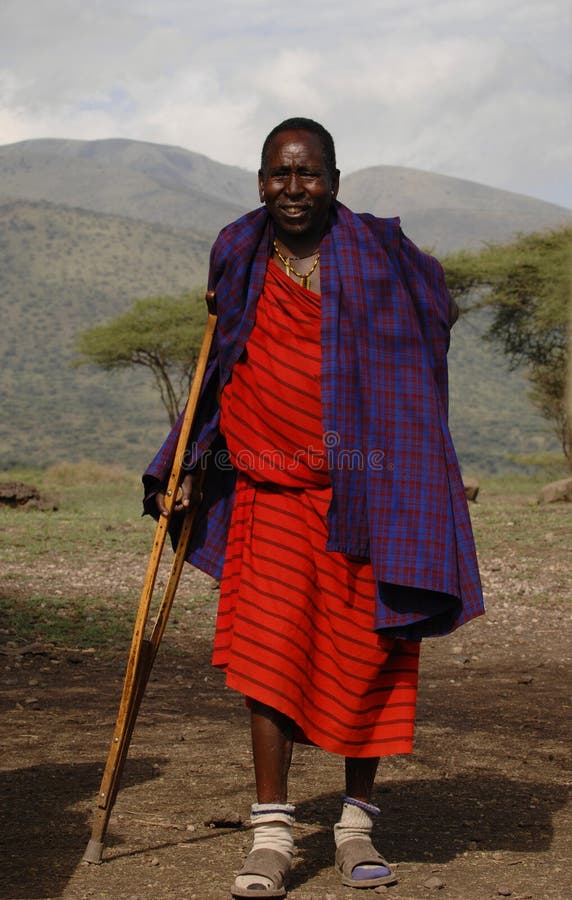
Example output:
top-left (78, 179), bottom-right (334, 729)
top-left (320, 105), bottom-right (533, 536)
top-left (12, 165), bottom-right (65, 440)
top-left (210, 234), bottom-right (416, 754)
top-left (0, 138), bottom-right (257, 237)
top-left (1, 138), bottom-right (570, 251)
top-left (0, 200), bottom-right (209, 467)
top-left (341, 166), bottom-right (572, 252)
top-left (0, 138), bottom-right (567, 472)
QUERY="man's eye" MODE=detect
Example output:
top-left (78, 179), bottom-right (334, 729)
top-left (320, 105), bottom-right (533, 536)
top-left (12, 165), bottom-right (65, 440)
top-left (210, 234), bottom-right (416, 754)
top-left (269, 170), bottom-right (322, 179)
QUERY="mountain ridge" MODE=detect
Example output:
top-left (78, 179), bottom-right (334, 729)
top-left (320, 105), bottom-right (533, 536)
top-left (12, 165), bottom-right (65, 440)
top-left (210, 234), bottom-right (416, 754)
top-left (0, 137), bottom-right (565, 471)
top-left (1, 137), bottom-right (570, 251)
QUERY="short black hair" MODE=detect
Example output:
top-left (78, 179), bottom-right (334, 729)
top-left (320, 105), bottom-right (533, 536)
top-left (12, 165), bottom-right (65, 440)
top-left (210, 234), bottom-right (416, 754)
top-left (260, 117), bottom-right (337, 180)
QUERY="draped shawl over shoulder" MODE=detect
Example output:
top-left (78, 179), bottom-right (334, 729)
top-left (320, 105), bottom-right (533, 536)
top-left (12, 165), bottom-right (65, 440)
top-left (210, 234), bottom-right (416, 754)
top-left (144, 202), bottom-right (485, 639)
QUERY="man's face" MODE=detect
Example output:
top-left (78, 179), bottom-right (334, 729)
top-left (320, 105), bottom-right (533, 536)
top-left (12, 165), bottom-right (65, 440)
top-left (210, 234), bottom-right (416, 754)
top-left (258, 130), bottom-right (339, 245)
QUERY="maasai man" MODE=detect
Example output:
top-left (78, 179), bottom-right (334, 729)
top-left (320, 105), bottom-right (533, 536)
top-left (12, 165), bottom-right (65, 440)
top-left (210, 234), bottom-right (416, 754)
top-left (144, 118), bottom-right (484, 897)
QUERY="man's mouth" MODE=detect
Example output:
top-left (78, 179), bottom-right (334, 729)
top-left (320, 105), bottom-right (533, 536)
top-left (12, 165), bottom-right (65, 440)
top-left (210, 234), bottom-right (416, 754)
top-left (280, 204), bottom-right (309, 216)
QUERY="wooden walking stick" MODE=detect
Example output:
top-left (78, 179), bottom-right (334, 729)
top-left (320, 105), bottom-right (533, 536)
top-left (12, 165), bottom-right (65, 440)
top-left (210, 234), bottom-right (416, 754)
top-left (83, 290), bottom-right (217, 864)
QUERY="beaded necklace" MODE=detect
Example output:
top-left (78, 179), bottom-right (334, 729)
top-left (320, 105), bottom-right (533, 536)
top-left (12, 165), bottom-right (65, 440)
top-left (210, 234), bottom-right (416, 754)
top-left (273, 240), bottom-right (320, 289)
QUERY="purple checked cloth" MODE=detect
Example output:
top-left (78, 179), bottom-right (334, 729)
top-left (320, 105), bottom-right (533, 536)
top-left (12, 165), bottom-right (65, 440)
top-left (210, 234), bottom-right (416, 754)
top-left (143, 202), bottom-right (484, 639)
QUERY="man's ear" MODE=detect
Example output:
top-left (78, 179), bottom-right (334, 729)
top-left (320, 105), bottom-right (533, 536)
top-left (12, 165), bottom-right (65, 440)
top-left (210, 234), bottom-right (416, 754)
top-left (258, 170), bottom-right (265, 203)
top-left (331, 169), bottom-right (341, 199)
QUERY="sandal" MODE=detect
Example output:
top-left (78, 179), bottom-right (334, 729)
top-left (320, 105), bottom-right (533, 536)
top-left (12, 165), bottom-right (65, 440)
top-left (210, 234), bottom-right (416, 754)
top-left (231, 848), bottom-right (291, 898)
top-left (335, 837), bottom-right (397, 889)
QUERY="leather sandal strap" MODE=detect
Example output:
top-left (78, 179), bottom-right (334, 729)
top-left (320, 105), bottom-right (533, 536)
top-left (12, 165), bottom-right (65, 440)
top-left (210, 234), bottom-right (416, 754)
top-left (336, 837), bottom-right (388, 871)
top-left (237, 848), bottom-right (291, 884)
top-left (335, 837), bottom-right (397, 887)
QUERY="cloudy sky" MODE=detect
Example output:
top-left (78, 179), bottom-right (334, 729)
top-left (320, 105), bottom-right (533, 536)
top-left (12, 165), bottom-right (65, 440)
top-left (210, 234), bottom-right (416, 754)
top-left (1, 0), bottom-right (570, 207)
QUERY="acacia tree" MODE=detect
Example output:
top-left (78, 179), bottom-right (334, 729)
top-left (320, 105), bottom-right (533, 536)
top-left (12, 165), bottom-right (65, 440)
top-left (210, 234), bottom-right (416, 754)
top-left (443, 227), bottom-right (571, 458)
top-left (75, 291), bottom-right (207, 425)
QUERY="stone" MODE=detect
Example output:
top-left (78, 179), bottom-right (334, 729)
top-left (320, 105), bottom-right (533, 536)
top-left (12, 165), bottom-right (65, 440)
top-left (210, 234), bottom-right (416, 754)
top-left (423, 875), bottom-right (445, 889)
top-left (204, 809), bottom-right (243, 828)
top-left (537, 477), bottom-right (572, 504)
top-left (463, 477), bottom-right (480, 502)
top-left (0, 481), bottom-right (40, 506)
top-left (0, 481), bottom-right (58, 510)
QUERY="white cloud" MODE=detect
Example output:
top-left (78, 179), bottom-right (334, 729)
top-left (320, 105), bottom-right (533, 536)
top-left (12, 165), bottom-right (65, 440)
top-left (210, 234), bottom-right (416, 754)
top-left (0, 0), bottom-right (570, 206)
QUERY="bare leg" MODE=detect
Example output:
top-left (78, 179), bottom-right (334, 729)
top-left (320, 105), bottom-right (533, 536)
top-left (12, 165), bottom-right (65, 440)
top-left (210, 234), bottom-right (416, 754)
top-left (250, 699), bottom-right (294, 803)
top-left (232, 701), bottom-right (295, 894)
top-left (336, 756), bottom-right (395, 887)
top-left (345, 756), bottom-right (380, 802)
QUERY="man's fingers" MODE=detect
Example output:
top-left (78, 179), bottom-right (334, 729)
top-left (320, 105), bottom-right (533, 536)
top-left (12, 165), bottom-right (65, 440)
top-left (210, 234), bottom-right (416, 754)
top-left (156, 492), bottom-right (169, 517)
top-left (181, 472), bottom-right (202, 508)
top-left (180, 475), bottom-right (192, 507)
top-left (156, 476), bottom-right (202, 517)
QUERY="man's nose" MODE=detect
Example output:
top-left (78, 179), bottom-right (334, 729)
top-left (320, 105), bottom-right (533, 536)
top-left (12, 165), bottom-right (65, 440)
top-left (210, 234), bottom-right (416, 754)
top-left (284, 173), bottom-right (303, 195)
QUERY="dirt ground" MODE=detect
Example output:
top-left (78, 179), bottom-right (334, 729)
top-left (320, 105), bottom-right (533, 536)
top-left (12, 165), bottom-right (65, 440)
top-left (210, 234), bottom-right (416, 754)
top-left (1, 492), bottom-right (570, 900)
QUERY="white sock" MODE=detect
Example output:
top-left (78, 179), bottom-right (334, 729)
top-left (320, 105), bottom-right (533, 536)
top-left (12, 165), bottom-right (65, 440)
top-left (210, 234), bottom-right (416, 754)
top-left (334, 799), bottom-right (377, 847)
top-left (334, 797), bottom-right (389, 878)
top-left (234, 803), bottom-right (295, 891)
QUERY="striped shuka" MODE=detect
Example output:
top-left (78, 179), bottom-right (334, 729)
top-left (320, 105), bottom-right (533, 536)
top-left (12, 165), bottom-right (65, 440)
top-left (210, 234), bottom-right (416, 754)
top-left (213, 259), bottom-right (420, 757)
top-left (143, 204), bottom-right (484, 640)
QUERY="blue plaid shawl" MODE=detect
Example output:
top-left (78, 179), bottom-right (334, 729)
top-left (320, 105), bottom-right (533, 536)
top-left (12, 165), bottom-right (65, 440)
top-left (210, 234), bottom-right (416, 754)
top-left (144, 202), bottom-right (484, 639)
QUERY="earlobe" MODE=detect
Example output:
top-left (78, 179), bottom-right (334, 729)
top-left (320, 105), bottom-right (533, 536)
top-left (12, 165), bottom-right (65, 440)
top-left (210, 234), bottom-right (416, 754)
top-left (332, 169), bottom-right (341, 198)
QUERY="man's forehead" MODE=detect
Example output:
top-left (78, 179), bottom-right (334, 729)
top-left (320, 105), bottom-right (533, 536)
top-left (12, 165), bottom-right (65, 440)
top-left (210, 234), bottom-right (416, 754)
top-left (265, 130), bottom-right (325, 164)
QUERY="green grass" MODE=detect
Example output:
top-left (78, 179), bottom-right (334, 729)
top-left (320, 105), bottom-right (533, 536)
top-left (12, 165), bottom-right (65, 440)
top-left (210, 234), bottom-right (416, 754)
top-left (0, 463), bottom-right (152, 647)
top-left (466, 474), bottom-right (571, 606)
top-left (0, 462), bottom-right (146, 548)
top-left (0, 594), bottom-right (133, 648)
top-left (1, 465), bottom-right (569, 649)
top-left (0, 462), bottom-right (221, 650)
top-left (470, 494), bottom-right (570, 555)
top-left (474, 465), bottom-right (569, 496)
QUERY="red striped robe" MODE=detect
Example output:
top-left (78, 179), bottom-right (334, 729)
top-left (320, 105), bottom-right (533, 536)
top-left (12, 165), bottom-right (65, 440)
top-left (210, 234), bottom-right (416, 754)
top-left (213, 259), bottom-right (420, 757)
